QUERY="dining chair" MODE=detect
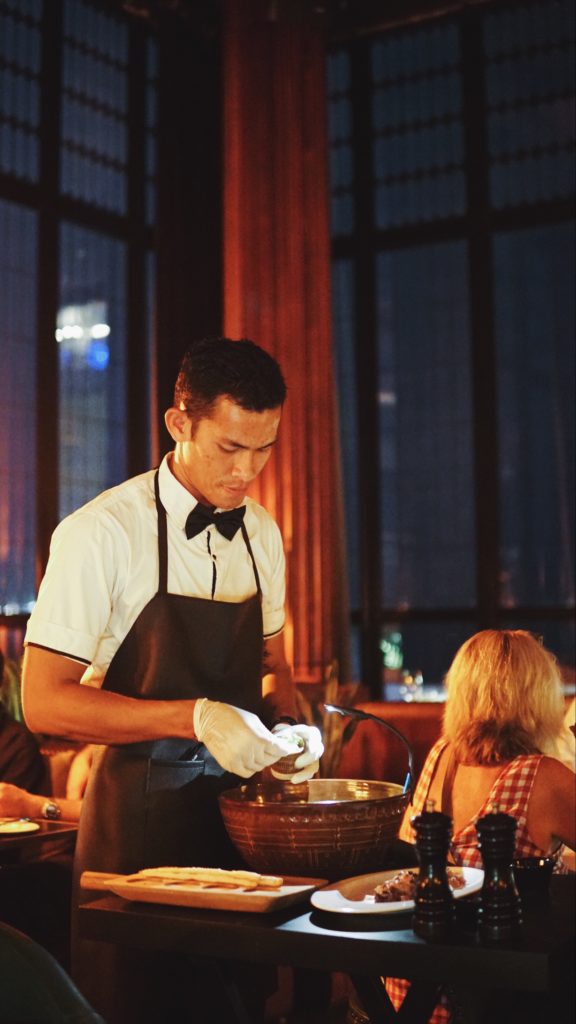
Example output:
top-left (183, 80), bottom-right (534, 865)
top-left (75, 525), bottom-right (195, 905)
top-left (0, 919), bottom-right (104, 1023)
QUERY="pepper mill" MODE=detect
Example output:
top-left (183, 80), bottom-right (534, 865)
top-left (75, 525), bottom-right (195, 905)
top-left (476, 805), bottom-right (522, 943)
top-left (411, 798), bottom-right (454, 939)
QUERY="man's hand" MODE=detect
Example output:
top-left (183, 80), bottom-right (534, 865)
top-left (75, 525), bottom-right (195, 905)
top-left (193, 699), bottom-right (294, 778)
top-left (271, 723), bottom-right (324, 783)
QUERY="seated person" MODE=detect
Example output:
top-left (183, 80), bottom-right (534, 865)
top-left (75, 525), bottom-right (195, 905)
top-left (0, 650), bottom-right (45, 794)
top-left (1, 643), bottom-right (96, 822)
top-left (1, 741), bottom-right (97, 824)
top-left (0, 732), bottom-right (95, 970)
top-left (0, 755), bottom-right (88, 823)
top-left (384, 629), bottom-right (575, 1024)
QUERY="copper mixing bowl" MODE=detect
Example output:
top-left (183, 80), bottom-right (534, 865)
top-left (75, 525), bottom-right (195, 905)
top-left (219, 778), bottom-right (410, 880)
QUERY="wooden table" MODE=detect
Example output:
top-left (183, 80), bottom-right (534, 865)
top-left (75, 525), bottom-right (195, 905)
top-left (0, 819), bottom-right (78, 967)
top-left (79, 875), bottom-right (574, 1023)
top-left (0, 819), bottom-right (78, 861)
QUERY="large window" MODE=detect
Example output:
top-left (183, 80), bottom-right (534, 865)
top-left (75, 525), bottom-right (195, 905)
top-left (494, 223), bottom-right (575, 611)
top-left (0, 199), bottom-right (38, 623)
top-left (58, 223), bottom-right (128, 518)
top-left (328, 0), bottom-right (575, 695)
top-left (0, 0), bottom-right (156, 658)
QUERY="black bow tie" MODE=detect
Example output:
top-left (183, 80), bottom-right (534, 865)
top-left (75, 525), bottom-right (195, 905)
top-left (185, 503), bottom-right (246, 541)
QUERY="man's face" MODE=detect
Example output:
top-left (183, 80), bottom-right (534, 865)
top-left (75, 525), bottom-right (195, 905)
top-left (171, 396), bottom-right (281, 509)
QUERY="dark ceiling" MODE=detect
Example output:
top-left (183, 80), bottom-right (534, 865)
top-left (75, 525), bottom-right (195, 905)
top-left (109, 0), bottom-right (504, 39)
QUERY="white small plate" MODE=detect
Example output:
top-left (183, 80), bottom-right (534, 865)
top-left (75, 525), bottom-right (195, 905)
top-left (0, 819), bottom-right (41, 835)
top-left (311, 866), bottom-right (484, 915)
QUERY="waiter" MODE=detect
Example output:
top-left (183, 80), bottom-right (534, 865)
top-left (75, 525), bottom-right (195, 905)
top-left (22, 336), bottom-right (323, 1022)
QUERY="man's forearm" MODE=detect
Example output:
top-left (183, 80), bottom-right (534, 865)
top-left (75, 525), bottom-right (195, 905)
top-left (22, 645), bottom-right (198, 744)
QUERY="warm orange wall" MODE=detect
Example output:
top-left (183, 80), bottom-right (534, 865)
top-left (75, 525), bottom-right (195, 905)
top-left (221, 0), bottom-right (350, 684)
top-left (337, 702), bottom-right (445, 786)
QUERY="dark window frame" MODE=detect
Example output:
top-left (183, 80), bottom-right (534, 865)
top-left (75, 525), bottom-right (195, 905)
top-left (329, 1), bottom-right (575, 695)
top-left (0, 0), bottom-right (222, 646)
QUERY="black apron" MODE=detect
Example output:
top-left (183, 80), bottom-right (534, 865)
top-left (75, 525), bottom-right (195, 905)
top-left (73, 470), bottom-right (268, 1021)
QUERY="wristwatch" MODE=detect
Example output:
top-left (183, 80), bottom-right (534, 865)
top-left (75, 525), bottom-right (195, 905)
top-left (42, 800), bottom-right (62, 821)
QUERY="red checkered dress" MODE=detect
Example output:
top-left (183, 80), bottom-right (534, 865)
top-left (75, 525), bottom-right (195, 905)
top-left (384, 740), bottom-right (567, 1022)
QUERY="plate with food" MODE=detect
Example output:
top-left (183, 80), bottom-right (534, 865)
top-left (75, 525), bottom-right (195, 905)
top-left (310, 866), bottom-right (484, 915)
top-left (81, 866), bottom-right (327, 913)
top-left (0, 818), bottom-right (41, 835)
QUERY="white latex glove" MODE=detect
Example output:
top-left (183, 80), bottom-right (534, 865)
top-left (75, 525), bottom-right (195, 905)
top-left (193, 699), bottom-right (295, 779)
top-left (271, 723), bottom-right (324, 784)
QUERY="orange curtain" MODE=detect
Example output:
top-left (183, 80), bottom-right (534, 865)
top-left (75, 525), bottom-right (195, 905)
top-left (222, 0), bottom-right (349, 685)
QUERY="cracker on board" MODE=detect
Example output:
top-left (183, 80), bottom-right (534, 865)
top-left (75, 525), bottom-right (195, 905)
top-left (125, 866), bottom-right (284, 891)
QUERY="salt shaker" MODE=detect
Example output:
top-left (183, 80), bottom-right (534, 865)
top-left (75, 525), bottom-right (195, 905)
top-left (476, 805), bottom-right (522, 943)
top-left (411, 798), bottom-right (454, 939)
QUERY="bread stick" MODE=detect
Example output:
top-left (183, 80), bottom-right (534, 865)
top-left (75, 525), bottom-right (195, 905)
top-left (125, 866), bottom-right (284, 890)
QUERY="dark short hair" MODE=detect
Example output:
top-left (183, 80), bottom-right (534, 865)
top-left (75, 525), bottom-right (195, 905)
top-left (174, 337), bottom-right (287, 429)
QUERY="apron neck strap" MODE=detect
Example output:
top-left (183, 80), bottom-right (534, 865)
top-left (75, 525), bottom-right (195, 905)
top-left (241, 521), bottom-right (262, 595)
top-left (154, 468), bottom-right (262, 596)
top-left (154, 469), bottom-right (168, 594)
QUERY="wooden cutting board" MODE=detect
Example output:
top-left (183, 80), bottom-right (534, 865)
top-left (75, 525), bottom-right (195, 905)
top-left (81, 870), bottom-right (327, 913)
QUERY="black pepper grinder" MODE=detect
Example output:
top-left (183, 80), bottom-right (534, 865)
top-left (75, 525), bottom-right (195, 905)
top-left (476, 805), bottom-right (522, 943)
top-left (411, 798), bottom-right (454, 939)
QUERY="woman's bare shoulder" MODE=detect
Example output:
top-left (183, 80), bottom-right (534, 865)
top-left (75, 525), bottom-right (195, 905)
top-left (529, 755), bottom-right (576, 852)
top-left (536, 754), bottom-right (575, 782)
top-left (532, 755), bottom-right (576, 803)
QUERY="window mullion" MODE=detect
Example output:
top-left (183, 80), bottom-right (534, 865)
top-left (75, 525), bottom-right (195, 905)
top-left (460, 9), bottom-right (501, 628)
top-left (36, 0), bottom-right (63, 583)
top-left (126, 20), bottom-right (149, 478)
top-left (350, 37), bottom-right (383, 697)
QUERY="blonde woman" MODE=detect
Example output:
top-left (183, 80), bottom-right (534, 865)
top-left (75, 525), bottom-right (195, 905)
top-left (388, 629), bottom-right (575, 1022)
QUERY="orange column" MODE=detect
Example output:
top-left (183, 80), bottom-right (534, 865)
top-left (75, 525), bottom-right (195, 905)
top-left (222, 0), bottom-right (349, 685)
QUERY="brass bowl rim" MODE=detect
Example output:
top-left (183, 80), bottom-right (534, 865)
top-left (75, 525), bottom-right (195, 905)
top-left (219, 777), bottom-right (408, 809)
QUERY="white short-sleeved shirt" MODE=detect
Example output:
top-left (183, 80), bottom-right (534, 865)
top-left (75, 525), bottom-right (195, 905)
top-left (25, 454), bottom-right (286, 687)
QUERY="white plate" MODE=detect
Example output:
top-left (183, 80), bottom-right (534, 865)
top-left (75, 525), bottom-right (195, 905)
top-left (311, 866), bottom-right (484, 915)
top-left (0, 819), bottom-right (41, 835)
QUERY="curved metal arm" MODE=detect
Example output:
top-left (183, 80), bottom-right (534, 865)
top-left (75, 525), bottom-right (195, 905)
top-left (324, 703), bottom-right (414, 797)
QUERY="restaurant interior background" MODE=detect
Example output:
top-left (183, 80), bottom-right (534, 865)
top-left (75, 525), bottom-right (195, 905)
top-left (0, 0), bottom-right (574, 711)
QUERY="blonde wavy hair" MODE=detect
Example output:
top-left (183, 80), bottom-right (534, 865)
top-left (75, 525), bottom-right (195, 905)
top-left (442, 630), bottom-right (566, 765)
